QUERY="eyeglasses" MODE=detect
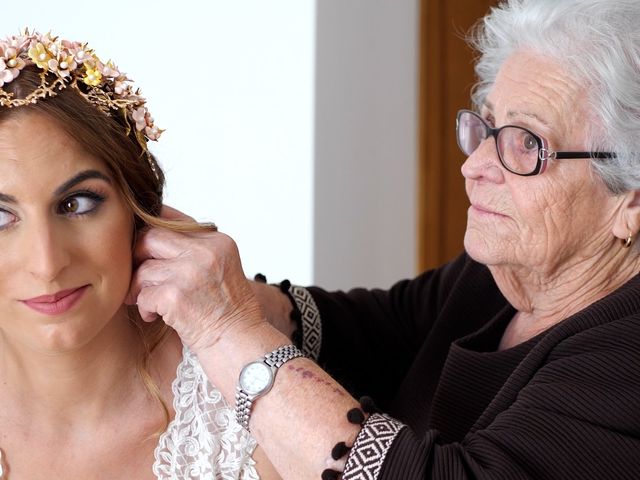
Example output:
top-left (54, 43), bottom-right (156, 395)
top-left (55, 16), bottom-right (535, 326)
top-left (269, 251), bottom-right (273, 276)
top-left (456, 109), bottom-right (615, 176)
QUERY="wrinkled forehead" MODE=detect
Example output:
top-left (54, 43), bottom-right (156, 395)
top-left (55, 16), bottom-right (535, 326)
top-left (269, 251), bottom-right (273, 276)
top-left (485, 51), bottom-right (590, 141)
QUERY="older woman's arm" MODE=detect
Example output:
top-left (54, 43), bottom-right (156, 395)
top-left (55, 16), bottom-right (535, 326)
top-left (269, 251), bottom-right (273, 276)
top-left (248, 281), bottom-right (297, 339)
top-left (230, 310), bottom-right (640, 480)
top-left (128, 226), bottom-right (363, 477)
top-left (248, 253), bottom-right (491, 407)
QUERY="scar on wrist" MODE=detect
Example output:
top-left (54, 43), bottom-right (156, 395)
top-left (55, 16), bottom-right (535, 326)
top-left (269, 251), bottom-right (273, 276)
top-left (287, 365), bottom-right (345, 396)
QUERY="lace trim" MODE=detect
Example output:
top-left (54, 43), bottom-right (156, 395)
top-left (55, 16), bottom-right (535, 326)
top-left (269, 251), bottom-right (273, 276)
top-left (153, 347), bottom-right (259, 479)
top-left (289, 286), bottom-right (322, 361)
top-left (342, 414), bottom-right (405, 480)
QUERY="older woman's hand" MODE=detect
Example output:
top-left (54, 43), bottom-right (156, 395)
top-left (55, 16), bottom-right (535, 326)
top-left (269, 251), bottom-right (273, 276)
top-left (127, 207), bottom-right (266, 353)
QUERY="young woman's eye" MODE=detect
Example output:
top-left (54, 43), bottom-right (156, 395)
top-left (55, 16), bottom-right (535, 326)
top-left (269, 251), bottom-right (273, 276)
top-left (0, 209), bottom-right (17, 230)
top-left (58, 192), bottom-right (105, 216)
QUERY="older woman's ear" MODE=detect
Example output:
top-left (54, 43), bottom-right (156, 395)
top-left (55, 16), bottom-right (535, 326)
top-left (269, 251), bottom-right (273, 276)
top-left (612, 190), bottom-right (640, 242)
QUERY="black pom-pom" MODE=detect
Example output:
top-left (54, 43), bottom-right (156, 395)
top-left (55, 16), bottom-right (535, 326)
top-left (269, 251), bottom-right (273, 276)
top-left (359, 396), bottom-right (379, 414)
top-left (254, 273), bottom-right (267, 283)
top-left (331, 441), bottom-right (350, 460)
top-left (321, 469), bottom-right (340, 480)
top-left (346, 407), bottom-right (365, 425)
top-left (290, 309), bottom-right (302, 322)
top-left (279, 279), bottom-right (291, 292)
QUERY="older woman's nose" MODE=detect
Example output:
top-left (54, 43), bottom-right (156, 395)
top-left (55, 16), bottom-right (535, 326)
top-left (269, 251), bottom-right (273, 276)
top-left (460, 137), bottom-right (505, 183)
top-left (24, 220), bottom-right (72, 281)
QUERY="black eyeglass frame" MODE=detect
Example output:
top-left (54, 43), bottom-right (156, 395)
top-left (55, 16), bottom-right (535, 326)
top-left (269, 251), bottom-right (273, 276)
top-left (456, 109), bottom-right (616, 176)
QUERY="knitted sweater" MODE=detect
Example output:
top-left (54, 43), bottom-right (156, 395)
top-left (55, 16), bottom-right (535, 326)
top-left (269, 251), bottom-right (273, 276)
top-left (303, 253), bottom-right (640, 479)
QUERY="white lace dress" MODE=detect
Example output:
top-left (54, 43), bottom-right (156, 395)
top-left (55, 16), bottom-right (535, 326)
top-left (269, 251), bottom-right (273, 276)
top-left (153, 347), bottom-right (259, 479)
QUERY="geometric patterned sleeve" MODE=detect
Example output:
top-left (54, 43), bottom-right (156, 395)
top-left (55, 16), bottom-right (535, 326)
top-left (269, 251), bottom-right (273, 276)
top-left (289, 285), bottom-right (322, 362)
top-left (287, 286), bottom-right (408, 479)
top-left (342, 414), bottom-right (406, 480)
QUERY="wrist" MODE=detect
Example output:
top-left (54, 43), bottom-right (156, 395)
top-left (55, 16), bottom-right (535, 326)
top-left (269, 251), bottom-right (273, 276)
top-left (191, 321), bottom-right (294, 402)
top-left (249, 279), bottom-right (297, 338)
top-left (235, 344), bottom-right (304, 431)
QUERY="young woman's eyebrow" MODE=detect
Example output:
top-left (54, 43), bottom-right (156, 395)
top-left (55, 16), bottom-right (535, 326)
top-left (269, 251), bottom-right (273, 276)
top-left (54, 169), bottom-right (112, 196)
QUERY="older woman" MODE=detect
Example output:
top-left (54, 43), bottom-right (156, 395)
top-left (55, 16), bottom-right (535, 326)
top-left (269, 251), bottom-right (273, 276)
top-left (129, 0), bottom-right (640, 478)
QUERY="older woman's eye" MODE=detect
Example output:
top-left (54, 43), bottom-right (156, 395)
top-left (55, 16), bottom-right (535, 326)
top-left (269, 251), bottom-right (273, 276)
top-left (0, 209), bottom-right (17, 230)
top-left (523, 134), bottom-right (537, 151)
top-left (58, 192), bottom-right (105, 216)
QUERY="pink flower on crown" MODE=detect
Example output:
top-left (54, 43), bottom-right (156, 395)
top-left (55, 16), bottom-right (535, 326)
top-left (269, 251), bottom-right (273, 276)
top-left (0, 64), bottom-right (15, 87)
top-left (101, 61), bottom-right (120, 79)
top-left (65, 41), bottom-right (93, 65)
top-left (28, 42), bottom-right (53, 69)
top-left (0, 59), bottom-right (21, 87)
top-left (131, 106), bottom-right (162, 140)
top-left (3, 47), bottom-right (26, 71)
top-left (145, 125), bottom-right (161, 141)
top-left (7, 35), bottom-right (29, 51)
top-left (132, 106), bottom-right (149, 131)
top-left (114, 78), bottom-right (129, 96)
top-left (48, 53), bottom-right (77, 78)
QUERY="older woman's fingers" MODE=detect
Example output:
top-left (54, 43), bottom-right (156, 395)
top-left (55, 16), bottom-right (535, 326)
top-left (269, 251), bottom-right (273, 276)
top-left (133, 223), bottom-right (223, 265)
top-left (126, 219), bottom-right (258, 349)
top-left (132, 284), bottom-right (164, 323)
top-left (133, 226), bottom-right (202, 264)
top-left (126, 257), bottom-right (176, 305)
top-left (132, 263), bottom-right (227, 346)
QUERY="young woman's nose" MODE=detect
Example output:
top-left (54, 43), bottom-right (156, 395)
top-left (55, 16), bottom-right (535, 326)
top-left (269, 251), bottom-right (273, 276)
top-left (24, 220), bottom-right (72, 282)
top-left (460, 137), bottom-right (505, 183)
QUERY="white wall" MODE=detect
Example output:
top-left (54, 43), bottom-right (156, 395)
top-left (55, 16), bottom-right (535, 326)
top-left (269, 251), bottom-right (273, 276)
top-left (314, 0), bottom-right (418, 290)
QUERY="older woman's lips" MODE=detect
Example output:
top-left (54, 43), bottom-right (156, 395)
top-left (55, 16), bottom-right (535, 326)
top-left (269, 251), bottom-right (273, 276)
top-left (21, 286), bottom-right (89, 315)
top-left (469, 204), bottom-right (507, 217)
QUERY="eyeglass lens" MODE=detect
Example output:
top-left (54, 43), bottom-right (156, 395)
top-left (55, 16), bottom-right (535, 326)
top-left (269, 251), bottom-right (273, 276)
top-left (457, 111), bottom-right (540, 175)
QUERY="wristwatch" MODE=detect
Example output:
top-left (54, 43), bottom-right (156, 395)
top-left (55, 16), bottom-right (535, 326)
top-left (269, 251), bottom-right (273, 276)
top-left (235, 344), bottom-right (303, 431)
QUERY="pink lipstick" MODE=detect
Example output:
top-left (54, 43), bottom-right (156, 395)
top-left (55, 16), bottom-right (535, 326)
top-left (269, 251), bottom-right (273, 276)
top-left (21, 286), bottom-right (89, 315)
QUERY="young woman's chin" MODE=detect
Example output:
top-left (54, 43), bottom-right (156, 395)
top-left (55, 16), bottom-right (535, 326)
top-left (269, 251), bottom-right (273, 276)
top-left (7, 304), bottom-right (131, 355)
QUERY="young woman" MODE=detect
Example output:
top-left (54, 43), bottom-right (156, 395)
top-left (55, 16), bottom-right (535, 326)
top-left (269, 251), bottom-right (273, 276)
top-left (0, 30), bottom-right (279, 479)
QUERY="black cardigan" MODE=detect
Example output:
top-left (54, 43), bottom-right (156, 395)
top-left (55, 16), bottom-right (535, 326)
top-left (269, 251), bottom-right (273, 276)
top-left (307, 253), bottom-right (640, 479)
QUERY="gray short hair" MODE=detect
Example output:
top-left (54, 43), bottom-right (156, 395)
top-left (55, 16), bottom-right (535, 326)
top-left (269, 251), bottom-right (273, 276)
top-left (470, 0), bottom-right (640, 193)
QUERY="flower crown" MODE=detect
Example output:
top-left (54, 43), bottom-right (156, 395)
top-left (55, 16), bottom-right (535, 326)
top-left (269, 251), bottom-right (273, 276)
top-left (0, 29), bottom-right (162, 149)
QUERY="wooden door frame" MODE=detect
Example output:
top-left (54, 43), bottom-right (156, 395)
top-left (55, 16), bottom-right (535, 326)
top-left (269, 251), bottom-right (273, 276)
top-left (417, 0), bottom-right (496, 271)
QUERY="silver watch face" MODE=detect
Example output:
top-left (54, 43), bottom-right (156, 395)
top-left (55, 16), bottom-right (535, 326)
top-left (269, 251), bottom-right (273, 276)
top-left (239, 361), bottom-right (273, 396)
